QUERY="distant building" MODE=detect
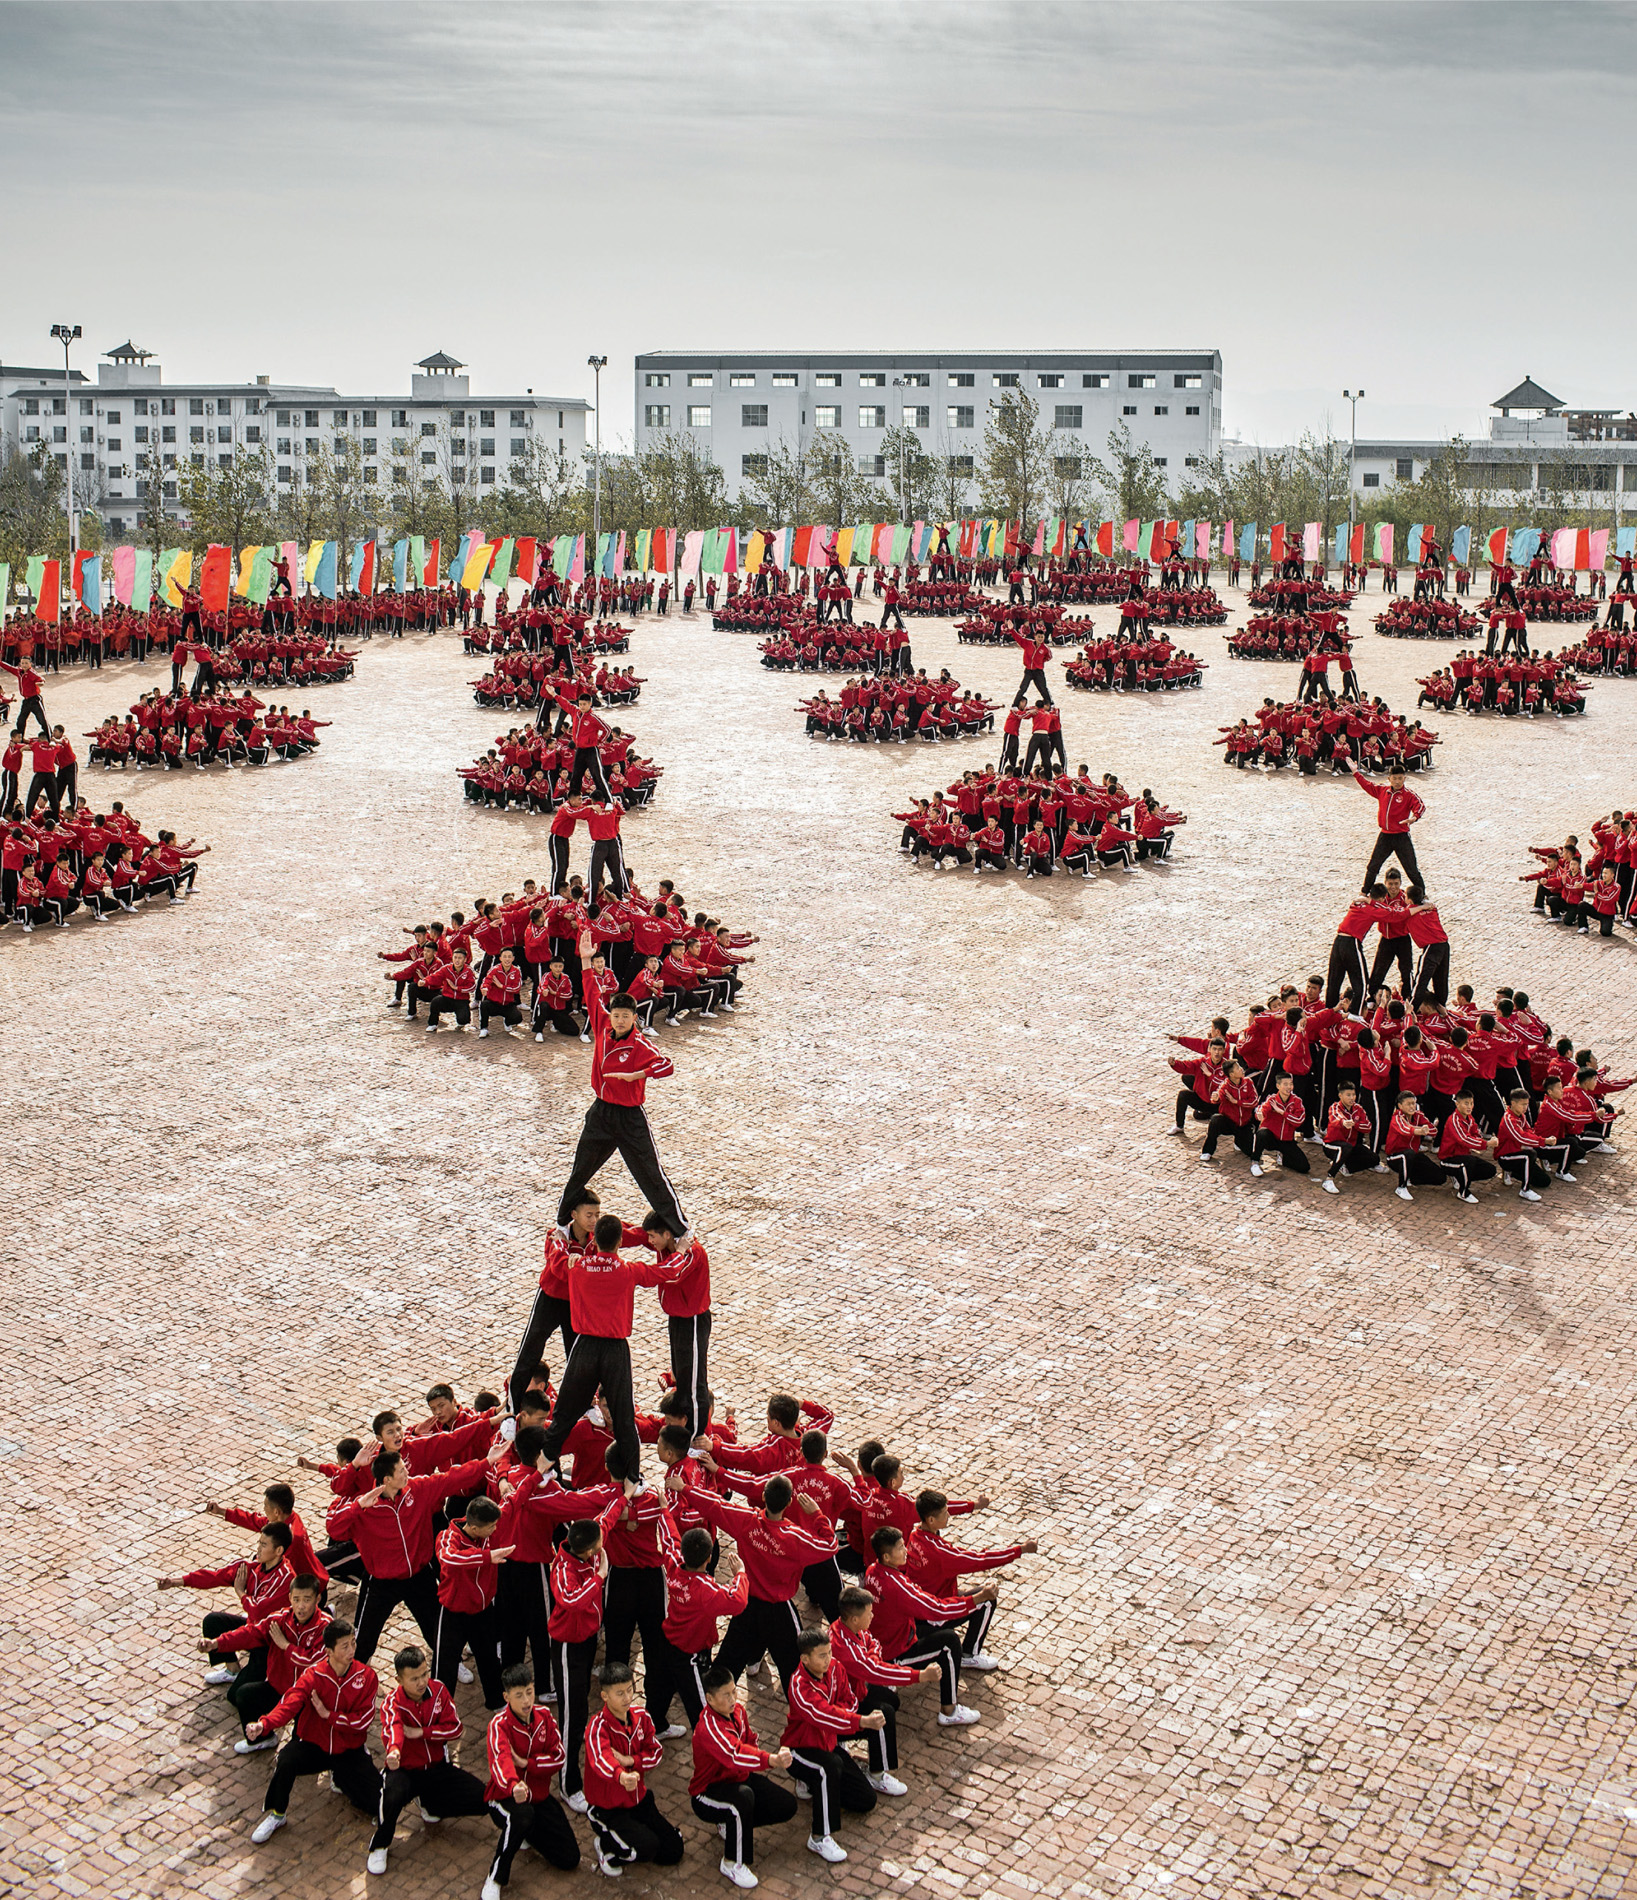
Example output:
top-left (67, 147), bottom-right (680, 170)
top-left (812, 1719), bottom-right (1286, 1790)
top-left (633, 348), bottom-right (1224, 501)
top-left (0, 342), bottom-right (590, 537)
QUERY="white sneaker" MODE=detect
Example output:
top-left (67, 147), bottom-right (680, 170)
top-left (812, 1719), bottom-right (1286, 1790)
top-left (203, 1665), bottom-right (236, 1686)
top-left (251, 1813), bottom-right (286, 1844)
top-left (580, 1033), bottom-right (590, 1044)
top-left (534, 1032), bottom-right (544, 1042)
top-left (234, 1735), bottom-right (276, 1754)
top-left (659, 1722), bottom-right (688, 1739)
top-left (458, 1662), bottom-right (474, 1684)
top-left (1372, 1162), bottom-right (1390, 1174)
top-left (367, 1848), bottom-right (389, 1875)
top-left (1557, 1170), bottom-right (1577, 1183)
top-left (807, 1836), bottom-right (848, 1864)
top-left (746, 1659), bottom-right (764, 1679)
top-left (1458, 1191), bottom-right (1479, 1204)
top-left (720, 1861), bottom-right (759, 1890)
top-left (567, 1789), bottom-right (589, 1814)
top-left (483, 1881), bottom-right (503, 1900)
top-left (1520, 1187), bottom-right (1541, 1201)
top-left (596, 1845), bottom-right (626, 1877)
top-left (1395, 1184), bottom-right (1413, 1201)
top-left (1322, 1176), bottom-right (1340, 1194)
top-left (962, 1651), bottom-right (1000, 1672)
top-left (419, 1807), bottom-right (440, 1823)
top-left (1198, 1150), bottom-right (1217, 1162)
top-left (868, 1771), bottom-right (909, 1796)
top-left (938, 1704), bottom-right (980, 1726)
top-left (790, 1781), bottom-right (810, 1799)
top-left (478, 1029), bottom-right (489, 1039)
top-left (1249, 1161), bottom-right (1263, 1177)
top-left (1164, 1124), bottom-right (1184, 1136)
top-left (1594, 1141), bottom-right (1618, 1154)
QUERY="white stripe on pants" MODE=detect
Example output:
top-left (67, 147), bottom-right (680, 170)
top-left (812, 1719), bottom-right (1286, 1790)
top-left (791, 1748), bottom-right (838, 1838)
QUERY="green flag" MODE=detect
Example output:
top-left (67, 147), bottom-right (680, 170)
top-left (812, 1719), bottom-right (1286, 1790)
top-left (132, 548), bottom-right (154, 614)
top-left (490, 537), bottom-right (515, 589)
top-left (246, 546), bottom-right (275, 604)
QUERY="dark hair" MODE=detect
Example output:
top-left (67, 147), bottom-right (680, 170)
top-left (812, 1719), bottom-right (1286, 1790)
top-left (658, 1424), bottom-right (693, 1459)
top-left (797, 1628), bottom-right (832, 1657)
top-left (601, 1661), bottom-right (634, 1688)
top-left (603, 1441), bottom-right (636, 1484)
top-left (680, 1527), bottom-right (714, 1569)
top-left (701, 1664), bottom-right (734, 1695)
top-left (566, 1519), bottom-right (604, 1556)
top-left (335, 1436), bottom-right (362, 1462)
top-left (372, 1410), bottom-right (400, 1437)
top-left (763, 1475), bottom-right (794, 1515)
top-left (569, 1189), bottom-right (601, 1213)
top-left (915, 1489), bottom-right (948, 1522)
top-left (1508, 1088), bottom-right (1528, 1104)
top-left (501, 1662), bottom-right (534, 1691)
top-left (393, 1645), bottom-right (426, 1674)
top-left (856, 1439), bottom-right (885, 1474)
top-left (425, 1383), bottom-right (455, 1406)
top-left (373, 1450), bottom-right (403, 1482)
top-left (474, 1390), bottom-right (500, 1413)
top-left (465, 1497), bottom-right (501, 1529)
top-left (516, 1389), bottom-right (551, 1419)
top-left (593, 1213), bottom-right (624, 1250)
top-left (872, 1453), bottom-right (901, 1485)
top-left (641, 1209), bottom-right (674, 1239)
top-left (800, 1430), bottom-right (828, 1464)
top-left (767, 1394), bottom-right (800, 1431)
top-left (609, 992), bottom-right (637, 1013)
top-left (261, 1521), bottom-right (293, 1552)
top-left (323, 1619), bottom-right (354, 1648)
top-left (871, 1526), bottom-right (904, 1557)
top-left (838, 1586), bottom-right (875, 1620)
top-left (290, 1573), bottom-right (321, 1596)
top-left (263, 1483), bottom-right (295, 1514)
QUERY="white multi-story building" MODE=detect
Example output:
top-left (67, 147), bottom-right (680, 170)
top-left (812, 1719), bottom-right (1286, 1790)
top-left (632, 349), bottom-right (1223, 501)
top-left (0, 343), bottom-right (591, 538)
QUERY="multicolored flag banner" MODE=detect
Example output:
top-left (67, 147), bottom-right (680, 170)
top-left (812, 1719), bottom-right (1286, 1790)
top-left (161, 548), bottom-right (190, 606)
top-left (132, 547), bottom-right (153, 614)
top-left (1486, 526), bottom-right (1510, 565)
top-left (1371, 522), bottom-right (1393, 565)
top-left (312, 541), bottom-right (338, 600)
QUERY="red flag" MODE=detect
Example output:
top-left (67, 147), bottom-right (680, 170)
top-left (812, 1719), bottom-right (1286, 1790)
top-left (1486, 527), bottom-right (1509, 565)
top-left (200, 544), bottom-right (232, 612)
top-left (72, 550), bottom-right (93, 602)
top-left (359, 542), bottom-right (376, 595)
top-left (1349, 523), bottom-right (1365, 564)
top-left (1003, 521), bottom-right (1019, 558)
top-left (423, 537), bottom-right (440, 584)
top-left (35, 557), bottom-right (61, 623)
top-left (792, 526), bottom-right (813, 567)
top-left (1095, 520), bottom-right (1113, 557)
top-left (1269, 524), bottom-right (1287, 563)
top-left (515, 537), bottom-right (537, 582)
top-left (1052, 520), bottom-right (1066, 558)
top-left (958, 519), bottom-right (975, 557)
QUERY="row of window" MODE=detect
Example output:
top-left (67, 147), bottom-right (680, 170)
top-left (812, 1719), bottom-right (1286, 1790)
top-left (651, 401), bottom-right (1204, 432)
top-left (644, 369), bottom-right (1207, 392)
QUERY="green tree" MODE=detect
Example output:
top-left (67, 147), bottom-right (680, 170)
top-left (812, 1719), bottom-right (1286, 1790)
top-left (739, 435), bottom-right (810, 525)
top-left (134, 449), bottom-right (173, 562)
top-left (491, 435), bottom-right (584, 542)
top-left (278, 465), bottom-right (329, 550)
top-left (1090, 420), bottom-right (1169, 523)
top-left (879, 422), bottom-right (940, 523)
top-left (176, 442), bottom-right (274, 553)
top-left (978, 390), bottom-right (1054, 527)
top-left (805, 430), bottom-right (879, 529)
top-left (316, 436), bottom-right (380, 560)
top-left (930, 433), bottom-right (975, 520)
top-left (0, 442), bottom-right (73, 574)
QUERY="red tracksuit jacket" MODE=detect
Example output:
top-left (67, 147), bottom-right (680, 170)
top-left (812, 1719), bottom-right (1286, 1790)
top-left (261, 1656), bottom-right (379, 1753)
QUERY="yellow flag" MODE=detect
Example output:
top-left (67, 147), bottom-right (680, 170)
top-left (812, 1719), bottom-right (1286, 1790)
top-left (835, 526), bottom-right (855, 567)
top-left (235, 544), bottom-right (259, 597)
top-left (163, 549), bottom-right (193, 606)
top-left (745, 530), bottom-right (766, 573)
top-left (304, 540), bottom-right (325, 584)
top-left (462, 540), bottom-right (496, 590)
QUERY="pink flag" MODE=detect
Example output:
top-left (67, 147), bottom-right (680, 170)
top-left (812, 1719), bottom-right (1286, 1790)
top-left (1030, 519), bottom-right (1046, 557)
top-left (1122, 519), bottom-right (1139, 552)
top-left (1551, 527), bottom-right (1576, 571)
top-left (281, 539), bottom-right (298, 592)
top-left (112, 544), bottom-right (136, 605)
top-left (1589, 527), bottom-right (1610, 573)
top-left (568, 534), bottom-right (585, 584)
top-left (1222, 520), bottom-right (1234, 557)
top-left (1302, 521), bottom-right (1320, 561)
top-left (681, 528), bottom-right (705, 578)
top-left (1195, 521), bottom-right (1211, 560)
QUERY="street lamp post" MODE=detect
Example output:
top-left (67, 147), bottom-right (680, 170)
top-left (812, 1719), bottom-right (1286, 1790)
top-left (587, 354), bottom-right (607, 584)
top-left (891, 376), bottom-right (907, 525)
top-left (1342, 387), bottom-right (1365, 526)
top-left (51, 323), bottom-right (82, 565)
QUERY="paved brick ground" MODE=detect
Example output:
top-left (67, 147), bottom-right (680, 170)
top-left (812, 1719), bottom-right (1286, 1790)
top-left (4, 582), bottom-right (1636, 1900)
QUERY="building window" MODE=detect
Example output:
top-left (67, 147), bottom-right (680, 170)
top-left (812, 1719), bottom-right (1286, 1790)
top-left (741, 405), bottom-right (769, 428)
top-left (479, 437), bottom-right (495, 456)
top-left (771, 373), bottom-right (798, 388)
top-left (332, 436), bottom-right (348, 456)
top-left (451, 438), bottom-right (466, 454)
top-left (189, 426), bottom-right (204, 444)
top-left (1053, 456), bottom-right (1083, 478)
top-left (1396, 458), bottom-right (1414, 479)
top-left (134, 425), bottom-right (148, 444)
top-left (860, 454), bottom-right (887, 476)
top-left (856, 373), bottom-right (884, 388)
top-left (688, 406), bottom-right (712, 428)
top-left (1129, 374), bottom-right (1156, 389)
top-left (904, 372), bottom-right (930, 388)
top-left (1185, 456), bottom-right (1201, 468)
top-left (245, 426), bottom-right (260, 444)
top-left (276, 408), bottom-right (291, 426)
top-left (1054, 405), bottom-right (1083, 430)
top-left (903, 405), bottom-right (930, 428)
top-left (725, 373), bottom-right (754, 388)
top-left (815, 406), bottom-right (841, 429)
top-left (360, 409), bottom-right (376, 427)
top-left (362, 437), bottom-right (377, 455)
top-left (305, 437), bottom-right (319, 455)
top-left (480, 467), bottom-right (496, 484)
top-left (304, 409), bottom-right (318, 427)
top-left (278, 464), bottom-right (292, 483)
top-left (218, 453), bottom-right (233, 468)
top-left (1185, 405), bottom-right (1201, 416)
top-left (858, 406), bottom-right (886, 429)
top-left (641, 404), bottom-right (670, 430)
top-left (22, 426), bottom-right (39, 442)
top-left (217, 424), bottom-right (233, 443)
top-left (106, 408), bottom-right (122, 423)
top-left (510, 409), bottom-right (527, 426)
top-left (742, 453), bottom-right (768, 476)
top-left (1123, 405), bottom-right (1138, 416)
top-left (479, 409), bottom-right (494, 428)
top-left (510, 436), bottom-right (527, 456)
top-left (162, 481), bottom-right (176, 498)
top-left (421, 451), bottom-right (437, 465)
top-left (22, 398), bottom-right (38, 415)
top-left (363, 466), bottom-right (378, 483)
top-left (328, 408), bottom-right (343, 426)
top-left (190, 398), bottom-right (205, 415)
top-left (1038, 374), bottom-right (1063, 389)
top-left (558, 411), bottom-right (564, 428)
top-left (190, 452), bottom-right (203, 467)
top-left (451, 465), bottom-right (465, 480)
top-left (815, 373), bottom-right (841, 388)
top-left (80, 453), bottom-right (96, 471)
top-left (134, 398), bottom-right (149, 415)
top-left (276, 437), bottom-right (291, 455)
top-left (162, 426), bottom-right (176, 444)
top-left (947, 454), bottom-right (974, 474)
top-left (1362, 472), bottom-right (1380, 488)
top-left (421, 421), bottom-right (437, 437)
top-left (947, 406), bottom-right (974, 429)
top-left (644, 374), bottom-right (671, 388)
top-left (161, 398), bottom-right (175, 415)
top-left (994, 373), bottom-right (1020, 388)
top-left (948, 372), bottom-right (975, 388)
top-left (687, 374), bottom-right (712, 388)
top-left (1153, 405), bottom-right (1168, 416)
top-left (392, 409), bottom-right (408, 427)
top-left (1154, 456), bottom-right (1167, 467)
top-left (80, 426), bottom-right (94, 445)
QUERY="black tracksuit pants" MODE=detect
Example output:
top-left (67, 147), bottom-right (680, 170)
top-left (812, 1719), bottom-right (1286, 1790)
top-left (370, 1760), bottom-right (488, 1851)
top-left (508, 1286), bottom-right (576, 1408)
top-left (691, 1774), bottom-right (799, 1866)
top-left (539, 1331), bottom-right (640, 1476)
top-left (557, 1097), bottom-right (686, 1236)
top-left (265, 1740), bottom-right (381, 1818)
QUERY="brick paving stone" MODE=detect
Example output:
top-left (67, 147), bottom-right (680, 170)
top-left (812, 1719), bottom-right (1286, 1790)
top-left (3, 590), bottom-right (1637, 1899)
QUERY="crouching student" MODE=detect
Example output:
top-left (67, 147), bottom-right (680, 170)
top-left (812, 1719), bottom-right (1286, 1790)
top-left (479, 950), bottom-right (524, 1037)
top-left (243, 1619), bottom-right (382, 1844)
top-left (907, 1489), bottom-right (1035, 1667)
top-left (690, 1664), bottom-right (798, 1890)
top-left (582, 1660), bottom-right (684, 1877)
top-left (158, 1521), bottom-right (295, 1684)
top-left (866, 1525), bottom-right (995, 1727)
top-left (484, 1661), bottom-right (580, 1897)
top-left (196, 1571), bottom-right (328, 1753)
top-left (368, 1644), bottom-right (489, 1876)
top-left (828, 1585), bottom-right (942, 1798)
top-left (1319, 1081), bottom-right (1377, 1194)
top-left (781, 1626), bottom-right (879, 1864)
top-left (1383, 1091), bottom-right (1446, 1201)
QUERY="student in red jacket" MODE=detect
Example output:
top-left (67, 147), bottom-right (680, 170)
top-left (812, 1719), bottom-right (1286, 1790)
top-left (1199, 1060), bottom-right (1258, 1162)
top-left (158, 1523), bottom-right (294, 1680)
top-left (866, 1525), bottom-right (990, 1723)
top-left (781, 1626), bottom-right (881, 1864)
top-left (484, 1661), bottom-right (580, 1892)
top-left (1437, 1089), bottom-right (1498, 1203)
top-left (425, 946), bottom-right (477, 1031)
top-left (1496, 1089), bottom-right (1555, 1200)
top-left (367, 1644), bottom-right (489, 1875)
top-left (197, 1571), bottom-right (328, 1750)
top-left (1355, 765), bottom-right (1425, 891)
top-left (907, 1489), bottom-right (1035, 1666)
top-left (432, 1491), bottom-right (520, 1706)
top-left (829, 1585), bottom-right (940, 1798)
top-left (547, 1496), bottom-right (623, 1807)
top-left (1383, 1093), bottom-right (1445, 1200)
top-left (690, 1663), bottom-right (798, 1889)
top-left (1319, 1082), bottom-right (1377, 1194)
top-left (244, 1620), bottom-right (381, 1843)
top-left (582, 1661), bottom-right (682, 1876)
top-left (478, 948), bottom-right (524, 1036)
top-left (647, 1525), bottom-right (748, 1736)
top-left (643, 1208), bottom-right (713, 1436)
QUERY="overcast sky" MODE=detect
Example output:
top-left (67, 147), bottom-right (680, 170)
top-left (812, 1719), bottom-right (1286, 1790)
top-left (3, 1), bottom-right (1631, 451)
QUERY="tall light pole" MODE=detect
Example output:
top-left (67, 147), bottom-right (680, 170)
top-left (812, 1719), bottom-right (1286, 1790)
top-left (587, 354), bottom-right (607, 584)
top-left (51, 323), bottom-right (82, 561)
top-left (1343, 387), bottom-right (1365, 525)
top-left (891, 376), bottom-right (907, 524)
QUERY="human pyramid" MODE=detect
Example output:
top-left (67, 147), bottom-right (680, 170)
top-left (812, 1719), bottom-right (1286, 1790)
top-left (1168, 769), bottom-right (1628, 1204)
top-left (161, 933), bottom-right (1037, 1893)
top-left (458, 686), bottom-right (662, 814)
top-left (1412, 651), bottom-right (1589, 717)
top-left (86, 687), bottom-right (332, 770)
top-left (1520, 809), bottom-right (1637, 936)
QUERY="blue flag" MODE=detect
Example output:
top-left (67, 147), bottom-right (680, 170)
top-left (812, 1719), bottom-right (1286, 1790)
top-left (1451, 525), bottom-right (1471, 566)
top-left (393, 538), bottom-right (408, 590)
top-left (1511, 528), bottom-right (1541, 566)
top-left (314, 540), bottom-right (338, 600)
top-left (80, 555), bottom-right (102, 611)
top-left (1333, 525), bottom-right (1348, 565)
top-left (1617, 526), bottom-right (1635, 558)
top-left (1239, 522), bottom-right (1257, 562)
